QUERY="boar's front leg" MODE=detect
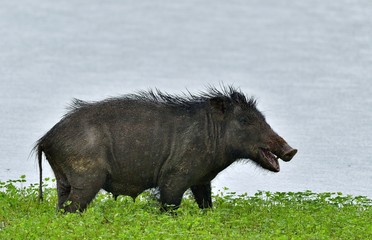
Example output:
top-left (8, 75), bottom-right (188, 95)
top-left (190, 182), bottom-right (212, 209)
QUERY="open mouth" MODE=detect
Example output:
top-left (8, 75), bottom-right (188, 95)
top-left (258, 148), bottom-right (280, 172)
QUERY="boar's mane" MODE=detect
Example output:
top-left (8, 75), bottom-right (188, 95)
top-left (69, 86), bottom-right (257, 114)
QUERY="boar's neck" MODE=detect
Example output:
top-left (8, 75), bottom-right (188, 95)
top-left (203, 110), bottom-right (235, 166)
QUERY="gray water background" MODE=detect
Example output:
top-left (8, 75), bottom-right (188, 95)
top-left (1, 0), bottom-right (371, 197)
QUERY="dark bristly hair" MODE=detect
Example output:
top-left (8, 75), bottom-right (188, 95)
top-left (69, 85), bottom-right (257, 112)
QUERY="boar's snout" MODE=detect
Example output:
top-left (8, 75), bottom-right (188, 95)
top-left (256, 136), bottom-right (297, 173)
top-left (279, 144), bottom-right (297, 162)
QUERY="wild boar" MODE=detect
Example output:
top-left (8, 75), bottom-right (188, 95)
top-left (35, 86), bottom-right (297, 212)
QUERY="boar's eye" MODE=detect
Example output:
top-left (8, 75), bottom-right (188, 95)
top-left (238, 117), bottom-right (250, 125)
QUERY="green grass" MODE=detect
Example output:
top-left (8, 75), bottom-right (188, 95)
top-left (1, 176), bottom-right (371, 239)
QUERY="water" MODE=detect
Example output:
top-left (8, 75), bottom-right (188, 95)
top-left (1, 0), bottom-right (371, 197)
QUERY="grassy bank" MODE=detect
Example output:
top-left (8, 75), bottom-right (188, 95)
top-left (1, 176), bottom-right (371, 239)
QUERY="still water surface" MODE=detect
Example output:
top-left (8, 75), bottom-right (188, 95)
top-left (1, 1), bottom-right (371, 197)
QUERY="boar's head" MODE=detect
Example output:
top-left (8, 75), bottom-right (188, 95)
top-left (210, 90), bottom-right (297, 172)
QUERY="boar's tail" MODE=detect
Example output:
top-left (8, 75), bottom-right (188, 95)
top-left (37, 144), bottom-right (43, 202)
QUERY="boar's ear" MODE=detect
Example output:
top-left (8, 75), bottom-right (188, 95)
top-left (230, 91), bottom-right (246, 104)
top-left (209, 96), bottom-right (231, 114)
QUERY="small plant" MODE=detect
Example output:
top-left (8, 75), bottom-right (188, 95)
top-left (0, 176), bottom-right (371, 239)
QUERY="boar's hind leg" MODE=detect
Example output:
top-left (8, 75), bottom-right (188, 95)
top-left (159, 178), bottom-right (190, 211)
top-left (56, 178), bottom-right (71, 209)
top-left (190, 182), bottom-right (212, 209)
top-left (160, 189), bottom-right (185, 211)
top-left (62, 170), bottom-right (107, 213)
